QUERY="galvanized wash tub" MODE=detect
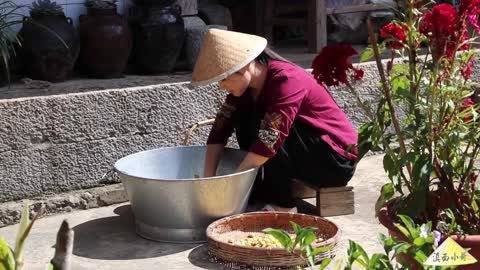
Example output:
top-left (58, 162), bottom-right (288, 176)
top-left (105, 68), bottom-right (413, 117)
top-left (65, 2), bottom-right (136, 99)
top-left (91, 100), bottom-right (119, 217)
top-left (114, 146), bottom-right (259, 243)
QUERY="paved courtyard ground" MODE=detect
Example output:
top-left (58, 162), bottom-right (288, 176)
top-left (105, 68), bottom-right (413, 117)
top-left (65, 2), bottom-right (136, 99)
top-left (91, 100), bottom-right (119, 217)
top-left (0, 154), bottom-right (388, 270)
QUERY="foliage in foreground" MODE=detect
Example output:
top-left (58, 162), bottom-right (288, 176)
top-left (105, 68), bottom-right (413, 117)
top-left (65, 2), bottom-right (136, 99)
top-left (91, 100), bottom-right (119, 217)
top-left (265, 216), bottom-right (457, 270)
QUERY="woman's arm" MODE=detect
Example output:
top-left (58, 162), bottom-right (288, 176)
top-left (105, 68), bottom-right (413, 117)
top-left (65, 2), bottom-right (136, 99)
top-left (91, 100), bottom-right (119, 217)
top-left (235, 152), bottom-right (269, 173)
top-left (204, 144), bottom-right (225, 177)
top-left (204, 95), bottom-right (240, 177)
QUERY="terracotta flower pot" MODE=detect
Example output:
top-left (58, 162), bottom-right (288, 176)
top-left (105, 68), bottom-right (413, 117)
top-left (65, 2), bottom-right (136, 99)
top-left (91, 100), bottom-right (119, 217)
top-left (378, 203), bottom-right (480, 270)
top-left (448, 235), bottom-right (480, 270)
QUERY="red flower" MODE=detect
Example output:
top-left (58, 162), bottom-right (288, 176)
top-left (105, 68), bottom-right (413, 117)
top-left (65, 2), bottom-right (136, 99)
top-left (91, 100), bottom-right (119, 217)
top-left (467, 14), bottom-right (480, 30)
top-left (463, 97), bottom-right (475, 122)
top-left (380, 23), bottom-right (408, 49)
top-left (420, 3), bottom-right (468, 60)
top-left (420, 3), bottom-right (460, 60)
top-left (311, 44), bottom-right (364, 87)
top-left (460, 0), bottom-right (476, 13)
top-left (461, 57), bottom-right (475, 80)
top-left (420, 4), bottom-right (458, 34)
top-left (352, 68), bottom-right (364, 81)
top-left (459, 0), bottom-right (480, 28)
top-left (464, 97), bottom-right (475, 107)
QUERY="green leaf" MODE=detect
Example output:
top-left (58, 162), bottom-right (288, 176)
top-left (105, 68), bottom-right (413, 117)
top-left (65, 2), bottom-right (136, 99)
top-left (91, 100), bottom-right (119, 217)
top-left (411, 154), bottom-right (432, 191)
top-left (332, 258), bottom-right (344, 270)
top-left (392, 63), bottom-right (409, 74)
top-left (472, 200), bottom-right (479, 213)
top-left (319, 258), bottom-right (332, 270)
top-left (303, 244), bottom-right (315, 267)
top-left (391, 74), bottom-right (409, 93)
top-left (368, 253), bottom-right (392, 269)
top-left (357, 122), bottom-right (376, 159)
top-left (412, 250), bottom-right (428, 264)
top-left (378, 43), bottom-right (387, 55)
top-left (413, 237), bottom-right (425, 247)
top-left (14, 201), bottom-right (30, 267)
top-left (347, 240), bottom-right (370, 266)
top-left (290, 222), bottom-right (301, 235)
top-left (396, 87), bottom-right (415, 102)
top-left (292, 227), bottom-right (317, 250)
top-left (425, 236), bottom-right (435, 244)
top-left (263, 228), bottom-right (293, 251)
top-left (0, 238), bottom-right (14, 270)
top-left (311, 245), bottom-right (334, 257)
top-left (360, 47), bottom-right (375, 62)
top-left (45, 263), bottom-right (54, 270)
top-left (394, 223), bottom-right (412, 240)
top-left (379, 233), bottom-right (394, 254)
top-left (302, 230), bottom-right (317, 247)
top-left (382, 154), bottom-right (403, 192)
top-left (375, 183), bottom-right (394, 217)
top-left (367, 254), bottom-right (381, 268)
top-left (392, 242), bottom-right (411, 257)
top-left (398, 215), bottom-right (417, 238)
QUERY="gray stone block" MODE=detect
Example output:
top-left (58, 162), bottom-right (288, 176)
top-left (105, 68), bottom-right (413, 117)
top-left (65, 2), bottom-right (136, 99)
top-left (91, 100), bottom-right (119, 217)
top-left (176, 0), bottom-right (198, 16)
top-left (183, 16), bottom-right (207, 70)
top-left (198, 4), bottom-right (233, 30)
top-left (199, 0), bottom-right (219, 7)
top-left (0, 184), bottom-right (128, 227)
top-left (0, 81), bottom-right (224, 202)
top-left (183, 16), bottom-right (228, 70)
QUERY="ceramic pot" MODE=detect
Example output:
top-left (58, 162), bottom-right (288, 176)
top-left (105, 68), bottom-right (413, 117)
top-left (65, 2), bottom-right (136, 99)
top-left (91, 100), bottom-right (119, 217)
top-left (79, 7), bottom-right (132, 78)
top-left (19, 14), bottom-right (80, 82)
top-left (133, 0), bottom-right (175, 7)
top-left (130, 4), bottom-right (185, 74)
top-left (0, 60), bottom-right (8, 87)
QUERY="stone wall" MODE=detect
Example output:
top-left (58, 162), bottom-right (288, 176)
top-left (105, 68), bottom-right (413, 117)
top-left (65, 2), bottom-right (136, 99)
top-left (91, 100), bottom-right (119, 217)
top-left (0, 80), bottom-right (223, 202)
top-left (0, 58), bottom-right (478, 203)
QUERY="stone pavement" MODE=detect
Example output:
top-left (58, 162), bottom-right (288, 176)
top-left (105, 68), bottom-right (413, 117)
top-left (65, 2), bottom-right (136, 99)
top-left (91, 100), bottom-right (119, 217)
top-left (0, 154), bottom-right (388, 270)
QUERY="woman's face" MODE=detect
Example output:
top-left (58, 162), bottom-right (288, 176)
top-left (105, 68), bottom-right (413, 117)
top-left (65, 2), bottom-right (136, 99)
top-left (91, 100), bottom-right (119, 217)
top-left (218, 66), bottom-right (251, 97)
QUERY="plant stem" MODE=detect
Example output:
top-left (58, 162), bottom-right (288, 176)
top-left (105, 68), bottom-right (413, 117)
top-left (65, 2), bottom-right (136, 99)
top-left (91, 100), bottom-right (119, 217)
top-left (458, 145), bottom-right (480, 193)
top-left (434, 156), bottom-right (462, 210)
top-left (367, 16), bottom-right (412, 184)
top-left (346, 83), bottom-right (374, 120)
top-left (406, 5), bottom-right (418, 105)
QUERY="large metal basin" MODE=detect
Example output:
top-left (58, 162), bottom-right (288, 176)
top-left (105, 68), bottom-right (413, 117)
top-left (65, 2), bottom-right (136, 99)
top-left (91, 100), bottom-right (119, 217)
top-left (114, 146), bottom-right (259, 243)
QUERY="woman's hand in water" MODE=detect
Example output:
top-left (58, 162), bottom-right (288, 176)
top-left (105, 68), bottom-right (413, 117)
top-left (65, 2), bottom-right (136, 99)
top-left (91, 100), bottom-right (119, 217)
top-left (235, 152), bottom-right (269, 173)
top-left (204, 144), bottom-right (225, 177)
top-left (204, 170), bottom-right (216, 178)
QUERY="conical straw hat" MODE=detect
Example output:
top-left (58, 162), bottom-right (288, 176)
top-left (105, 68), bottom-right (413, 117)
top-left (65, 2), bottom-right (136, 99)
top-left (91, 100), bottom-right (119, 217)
top-left (191, 29), bottom-right (267, 86)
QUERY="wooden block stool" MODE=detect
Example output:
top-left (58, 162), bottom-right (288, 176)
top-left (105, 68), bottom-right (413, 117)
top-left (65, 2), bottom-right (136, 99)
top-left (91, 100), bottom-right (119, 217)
top-left (292, 178), bottom-right (355, 217)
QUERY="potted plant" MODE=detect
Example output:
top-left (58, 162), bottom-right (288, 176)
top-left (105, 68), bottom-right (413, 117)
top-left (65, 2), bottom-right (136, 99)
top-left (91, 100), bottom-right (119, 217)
top-left (0, 1), bottom-right (23, 86)
top-left (267, 216), bottom-right (455, 269)
top-left (311, 0), bottom-right (479, 268)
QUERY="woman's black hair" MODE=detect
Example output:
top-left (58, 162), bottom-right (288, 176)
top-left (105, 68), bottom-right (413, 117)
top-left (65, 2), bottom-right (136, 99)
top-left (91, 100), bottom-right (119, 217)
top-left (255, 46), bottom-right (291, 65)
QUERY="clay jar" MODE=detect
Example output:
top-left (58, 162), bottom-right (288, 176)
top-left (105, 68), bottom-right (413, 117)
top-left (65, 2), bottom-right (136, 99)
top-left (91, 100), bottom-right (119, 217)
top-left (130, 4), bottom-right (185, 74)
top-left (79, 7), bottom-right (132, 78)
top-left (133, 0), bottom-right (176, 7)
top-left (19, 14), bottom-right (80, 82)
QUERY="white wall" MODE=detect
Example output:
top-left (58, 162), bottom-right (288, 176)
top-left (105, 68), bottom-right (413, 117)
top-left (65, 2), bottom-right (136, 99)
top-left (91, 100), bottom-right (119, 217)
top-left (14, 0), bottom-right (134, 28)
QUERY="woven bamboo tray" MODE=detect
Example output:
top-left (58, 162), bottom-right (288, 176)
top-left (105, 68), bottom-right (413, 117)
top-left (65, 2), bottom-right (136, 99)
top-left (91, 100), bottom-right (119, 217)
top-left (206, 211), bottom-right (340, 269)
